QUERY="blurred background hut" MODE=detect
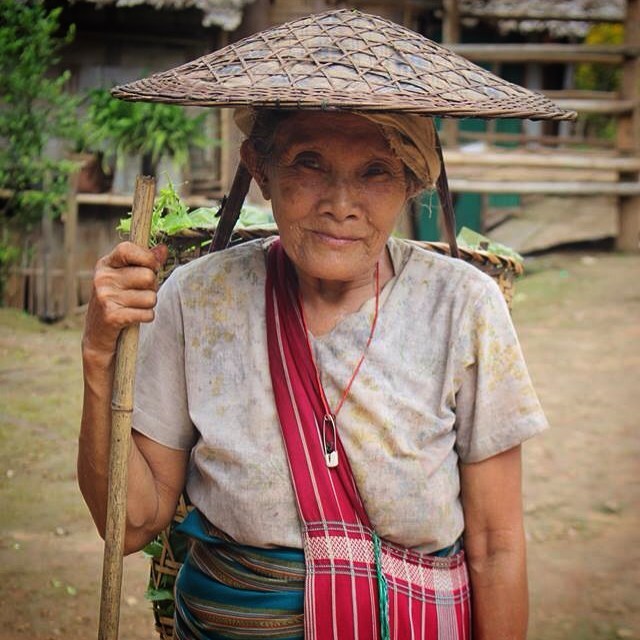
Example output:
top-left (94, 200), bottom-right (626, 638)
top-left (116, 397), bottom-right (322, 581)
top-left (1, 0), bottom-right (638, 319)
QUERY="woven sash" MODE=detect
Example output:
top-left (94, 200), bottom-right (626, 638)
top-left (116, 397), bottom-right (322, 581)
top-left (265, 240), bottom-right (471, 640)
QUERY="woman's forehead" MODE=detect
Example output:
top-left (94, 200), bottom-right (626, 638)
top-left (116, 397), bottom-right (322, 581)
top-left (274, 112), bottom-right (391, 153)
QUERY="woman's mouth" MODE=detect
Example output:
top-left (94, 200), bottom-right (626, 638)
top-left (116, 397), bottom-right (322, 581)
top-left (312, 231), bottom-right (360, 246)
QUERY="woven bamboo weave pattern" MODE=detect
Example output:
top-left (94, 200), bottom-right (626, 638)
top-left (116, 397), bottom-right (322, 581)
top-left (112, 9), bottom-right (575, 121)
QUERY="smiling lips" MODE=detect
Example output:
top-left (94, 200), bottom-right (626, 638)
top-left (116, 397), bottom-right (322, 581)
top-left (312, 230), bottom-right (362, 246)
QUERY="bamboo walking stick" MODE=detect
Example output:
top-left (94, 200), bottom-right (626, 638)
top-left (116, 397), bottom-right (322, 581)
top-left (98, 175), bottom-right (156, 640)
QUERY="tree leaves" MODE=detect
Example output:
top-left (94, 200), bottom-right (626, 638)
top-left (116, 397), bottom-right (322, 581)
top-left (86, 89), bottom-right (207, 172)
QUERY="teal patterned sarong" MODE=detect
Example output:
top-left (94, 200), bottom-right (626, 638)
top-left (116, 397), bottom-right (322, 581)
top-left (174, 510), bottom-right (305, 639)
top-left (174, 509), bottom-right (463, 639)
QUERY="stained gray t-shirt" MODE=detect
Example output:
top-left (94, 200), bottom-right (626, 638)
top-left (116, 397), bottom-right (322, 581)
top-left (133, 237), bottom-right (547, 553)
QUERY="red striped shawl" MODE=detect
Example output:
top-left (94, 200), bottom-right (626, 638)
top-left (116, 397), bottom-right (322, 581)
top-left (265, 240), bottom-right (471, 640)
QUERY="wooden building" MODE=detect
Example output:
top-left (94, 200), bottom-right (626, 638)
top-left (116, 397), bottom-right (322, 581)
top-left (4, 0), bottom-right (639, 318)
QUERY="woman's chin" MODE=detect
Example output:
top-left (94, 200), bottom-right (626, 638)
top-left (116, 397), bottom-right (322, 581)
top-left (293, 253), bottom-right (375, 286)
top-left (280, 233), bottom-right (385, 285)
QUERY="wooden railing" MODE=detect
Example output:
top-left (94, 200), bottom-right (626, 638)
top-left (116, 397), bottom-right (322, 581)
top-left (441, 0), bottom-right (640, 252)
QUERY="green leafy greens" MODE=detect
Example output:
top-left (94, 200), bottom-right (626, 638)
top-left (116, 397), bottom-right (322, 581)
top-left (118, 180), bottom-right (275, 241)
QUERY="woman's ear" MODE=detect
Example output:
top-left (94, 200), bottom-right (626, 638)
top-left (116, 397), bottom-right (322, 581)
top-left (240, 140), bottom-right (270, 200)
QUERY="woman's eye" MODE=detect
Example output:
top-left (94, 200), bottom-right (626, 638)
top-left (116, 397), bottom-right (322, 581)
top-left (294, 154), bottom-right (321, 170)
top-left (364, 163), bottom-right (390, 178)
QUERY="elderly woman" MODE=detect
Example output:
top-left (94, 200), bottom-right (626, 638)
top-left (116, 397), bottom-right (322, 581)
top-left (78, 9), bottom-right (571, 640)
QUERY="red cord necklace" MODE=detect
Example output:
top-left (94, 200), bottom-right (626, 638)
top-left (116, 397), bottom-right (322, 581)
top-left (298, 262), bottom-right (381, 468)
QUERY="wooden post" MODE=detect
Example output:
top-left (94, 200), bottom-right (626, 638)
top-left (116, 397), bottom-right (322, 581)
top-left (40, 211), bottom-right (54, 320)
top-left (442, 0), bottom-right (460, 148)
top-left (524, 63), bottom-right (544, 147)
top-left (98, 176), bottom-right (156, 640)
top-left (220, 107), bottom-right (232, 193)
top-left (616, 0), bottom-right (640, 251)
top-left (63, 171), bottom-right (79, 318)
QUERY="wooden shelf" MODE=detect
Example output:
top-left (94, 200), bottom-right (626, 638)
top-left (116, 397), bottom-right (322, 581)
top-left (552, 99), bottom-right (636, 115)
top-left (541, 90), bottom-right (619, 101)
top-left (448, 44), bottom-right (640, 64)
top-left (447, 179), bottom-right (640, 196)
top-left (457, 130), bottom-right (616, 149)
top-left (75, 192), bottom-right (222, 207)
top-left (459, 9), bottom-right (624, 23)
top-left (444, 151), bottom-right (640, 172)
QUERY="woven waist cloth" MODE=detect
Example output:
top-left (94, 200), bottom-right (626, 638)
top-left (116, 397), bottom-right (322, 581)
top-left (174, 510), bottom-right (465, 640)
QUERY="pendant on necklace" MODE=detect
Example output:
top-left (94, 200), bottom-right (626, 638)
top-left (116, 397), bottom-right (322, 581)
top-left (323, 414), bottom-right (339, 468)
top-left (325, 444), bottom-right (339, 468)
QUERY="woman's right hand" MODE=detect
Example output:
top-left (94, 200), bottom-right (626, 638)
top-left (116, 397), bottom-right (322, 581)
top-left (83, 241), bottom-right (168, 360)
top-left (78, 241), bottom-right (187, 551)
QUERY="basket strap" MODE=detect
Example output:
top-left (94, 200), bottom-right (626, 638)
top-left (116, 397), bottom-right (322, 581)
top-left (435, 129), bottom-right (460, 259)
top-left (210, 162), bottom-right (253, 253)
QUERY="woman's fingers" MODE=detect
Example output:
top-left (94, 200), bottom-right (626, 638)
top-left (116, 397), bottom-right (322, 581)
top-left (95, 264), bottom-right (159, 293)
top-left (106, 241), bottom-right (165, 272)
top-left (83, 242), bottom-right (168, 358)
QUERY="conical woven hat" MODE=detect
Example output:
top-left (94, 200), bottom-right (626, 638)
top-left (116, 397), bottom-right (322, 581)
top-left (112, 9), bottom-right (575, 121)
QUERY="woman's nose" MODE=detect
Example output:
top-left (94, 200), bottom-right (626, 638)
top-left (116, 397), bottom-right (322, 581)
top-left (322, 175), bottom-right (361, 220)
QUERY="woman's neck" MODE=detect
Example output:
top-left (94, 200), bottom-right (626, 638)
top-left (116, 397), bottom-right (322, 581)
top-left (296, 247), bottom-right (394, 336)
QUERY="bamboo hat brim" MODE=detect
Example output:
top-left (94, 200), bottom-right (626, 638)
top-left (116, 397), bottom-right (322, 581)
top-left (111, 8), bottom-right (576, 121)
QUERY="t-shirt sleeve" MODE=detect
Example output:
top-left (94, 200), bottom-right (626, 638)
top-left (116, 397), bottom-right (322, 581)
top-left (132, 272), bottom-right (197, 451)
top-left (454, 277), bottom-right (548, 463)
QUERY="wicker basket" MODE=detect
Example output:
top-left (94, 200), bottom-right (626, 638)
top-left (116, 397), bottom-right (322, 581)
top-left (147, 494), bottom-right (193, 640)
top-left (146, 229), bottom-right (524, 640)
top-left (414, 240), bottom-right (524, 310)
top-left (157, 229), bottom-right (523, 309)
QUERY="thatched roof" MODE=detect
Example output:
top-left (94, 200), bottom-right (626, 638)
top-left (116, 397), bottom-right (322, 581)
top-left (75, 0), bottom-right (627, 36)
top-left (460, 0), bottom-right (626, 38)
top-left (80, 0), bottom-right (257, 30)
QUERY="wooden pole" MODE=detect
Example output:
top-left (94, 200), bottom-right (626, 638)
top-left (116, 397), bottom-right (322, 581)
top-left (98, 175), bottom-right (156, 640)
top-left (442, 0), bottom-right (460, 148)
top-left (616, 0), bottom-right (640, 252)
top-left (40, 211), bottom-right (54, 320)
top-left (63, 171), bottom-right (79, 318)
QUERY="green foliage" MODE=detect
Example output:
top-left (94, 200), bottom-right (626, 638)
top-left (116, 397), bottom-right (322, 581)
top-left (117, 180), bottom-right (275, 240)
top-left (575, 24), bottom-right (624, 141)
top-left (457, 227), bottom-right (523, 264)
top-left (0, 1), bottom-right (80, 302)
top-left (575, 24), bottom-right (624, 93)
top-left (142, 524), bottom-right (191, 619)
top-left (86, 89), bottom-right (207, 174)
top-left (0, 1), bottom-right (79, 212)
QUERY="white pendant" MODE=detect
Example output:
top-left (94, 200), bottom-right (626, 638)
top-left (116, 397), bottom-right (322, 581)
top-left (322, 414), bottom-right (339, 468)
top-left (325, 449), bottom-right (339, 468)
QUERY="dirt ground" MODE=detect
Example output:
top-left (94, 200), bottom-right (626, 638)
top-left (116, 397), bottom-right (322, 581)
top-left (0, 248), bottom-right (638, 640)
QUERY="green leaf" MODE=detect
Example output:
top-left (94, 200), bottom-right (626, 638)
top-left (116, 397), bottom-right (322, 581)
top-left (117, 181), bottom-right (274, 240)
top-left (456, 227), bottom-right (523, 264)
top-left (187, 207), bottom-right (220, 229)
top-left (145, 588), bottom-right (175, 602)
top-left (142, 539), bottom-right (165, 559)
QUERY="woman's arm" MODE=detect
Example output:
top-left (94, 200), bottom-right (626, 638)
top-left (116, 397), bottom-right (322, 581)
top-left (460, 445), bottom-right (528, 640)
top-left (77, 241), bottom-right (188, 554)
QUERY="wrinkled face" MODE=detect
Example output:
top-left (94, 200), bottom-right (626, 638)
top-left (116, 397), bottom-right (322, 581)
top-left (244, 112), bottom-right (412, 284)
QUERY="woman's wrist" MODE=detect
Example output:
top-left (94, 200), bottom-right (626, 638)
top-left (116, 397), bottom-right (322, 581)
top-left (81, 334), bottom-right (118, 370)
